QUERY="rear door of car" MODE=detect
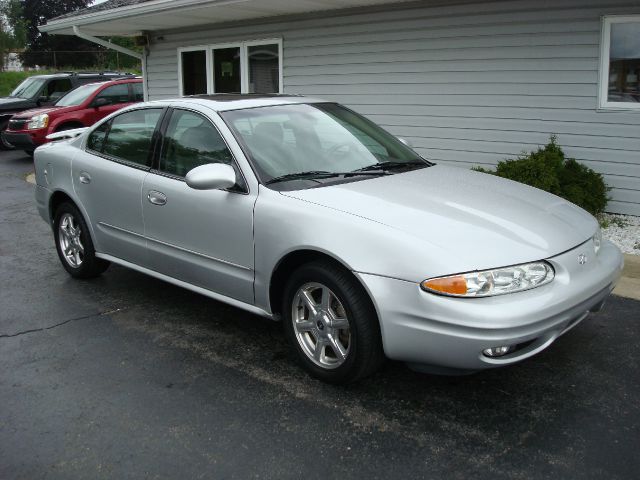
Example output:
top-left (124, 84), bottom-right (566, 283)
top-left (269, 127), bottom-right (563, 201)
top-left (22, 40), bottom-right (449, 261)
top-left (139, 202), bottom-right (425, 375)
top-left (72, 107), bottom-right (164, 263)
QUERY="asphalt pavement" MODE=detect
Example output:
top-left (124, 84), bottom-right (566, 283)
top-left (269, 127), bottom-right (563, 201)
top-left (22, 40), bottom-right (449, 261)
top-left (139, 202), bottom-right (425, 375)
top-left (1, 149), bottom-right (639, 480)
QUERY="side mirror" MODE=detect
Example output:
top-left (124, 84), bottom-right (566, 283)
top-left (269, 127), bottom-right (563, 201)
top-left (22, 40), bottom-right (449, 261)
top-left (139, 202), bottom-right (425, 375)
top-left (92, 97), bottom-right (110, 108)
top-left (185, 163), bottom-right (236, 190)
top-left (37, 95), bottom-right (49, 106)
top-left (398, 137), bottom-right (413, 148)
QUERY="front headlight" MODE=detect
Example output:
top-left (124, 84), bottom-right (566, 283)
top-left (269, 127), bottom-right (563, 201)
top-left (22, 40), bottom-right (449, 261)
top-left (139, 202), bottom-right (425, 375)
top-left (421, 261), bottom-right (554, 297)
top-left (593, 227), bottom-right (602, 254)
top-left (27, 113), bottom-right (49, 130)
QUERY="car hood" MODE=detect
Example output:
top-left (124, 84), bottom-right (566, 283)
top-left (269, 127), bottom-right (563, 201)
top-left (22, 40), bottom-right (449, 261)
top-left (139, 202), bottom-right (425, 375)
top-left (12, 106), bottom-right (64, 119)
top-left (280, 165), bottom-right (597, 270)
top-left (0, 96), bottom-right (33, 110)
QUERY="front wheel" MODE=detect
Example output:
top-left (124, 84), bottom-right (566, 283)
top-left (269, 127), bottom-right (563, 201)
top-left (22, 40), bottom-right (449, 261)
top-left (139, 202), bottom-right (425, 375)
top-left (0, 120), bottom-right (15, 150)
top-left (283, 261), bottom-right (384, 384)
top-left (53, 202), bottom-right (110, 278)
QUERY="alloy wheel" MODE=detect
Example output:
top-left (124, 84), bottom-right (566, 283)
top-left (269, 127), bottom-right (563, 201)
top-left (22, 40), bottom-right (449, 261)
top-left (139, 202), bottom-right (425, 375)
top-left (291, 282), bottom-right (351, 369)
top-left (58, 212), bottom-right (84, 268)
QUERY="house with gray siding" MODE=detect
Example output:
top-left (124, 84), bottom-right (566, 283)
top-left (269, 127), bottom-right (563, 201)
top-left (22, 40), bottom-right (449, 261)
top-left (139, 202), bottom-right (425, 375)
top-left (41, 0), bottom-right (640, 215)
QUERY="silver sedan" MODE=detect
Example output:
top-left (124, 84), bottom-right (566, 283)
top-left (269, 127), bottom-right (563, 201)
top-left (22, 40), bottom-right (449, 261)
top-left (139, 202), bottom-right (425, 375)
top-left (33, 95), bottom-right (624, 383)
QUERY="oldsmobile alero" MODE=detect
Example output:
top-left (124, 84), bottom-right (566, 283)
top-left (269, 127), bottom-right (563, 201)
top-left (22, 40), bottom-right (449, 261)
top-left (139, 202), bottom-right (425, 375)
top-left (33, 95), bottom-right (624, 383)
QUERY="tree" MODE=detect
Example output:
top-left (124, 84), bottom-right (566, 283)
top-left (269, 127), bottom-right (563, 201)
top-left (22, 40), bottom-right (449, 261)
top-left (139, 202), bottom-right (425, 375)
top-left (19, 0), bottom-right (99, 68)
top-left (0, 1), bottom-right (22, 69)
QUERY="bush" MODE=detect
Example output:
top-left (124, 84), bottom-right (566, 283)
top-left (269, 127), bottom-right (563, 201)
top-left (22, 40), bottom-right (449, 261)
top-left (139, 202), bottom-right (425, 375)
top-left (473, 136), bottom-right (609, 215)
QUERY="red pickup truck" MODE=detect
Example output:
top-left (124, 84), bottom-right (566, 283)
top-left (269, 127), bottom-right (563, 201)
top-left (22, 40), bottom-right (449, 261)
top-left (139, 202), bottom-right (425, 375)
top-left (2, 78), bottom-right (143, 155)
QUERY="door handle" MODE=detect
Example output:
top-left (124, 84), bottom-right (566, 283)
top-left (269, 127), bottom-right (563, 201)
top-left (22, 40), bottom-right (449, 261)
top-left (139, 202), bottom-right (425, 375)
top-left (78, 171), bottom-right (91, 184)
top-left (147, 190), bottom-right (167, 206)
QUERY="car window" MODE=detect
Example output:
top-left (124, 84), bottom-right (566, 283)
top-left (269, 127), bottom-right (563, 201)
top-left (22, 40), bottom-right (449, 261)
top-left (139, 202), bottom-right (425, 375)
top-left (10, 77), bottom-right (46, 98)
top-left (222, 103), bottom-right (424, 184)
top-left (132, 83), bottom-right (144, 102)
top-left (95, 84), bottom-right (130, 105)
top-left (77, 76), bottom-right (104, 85)
top-left (87, 121), bottom-right (110, 152)
top-left (46, 79), bottom-right (73, 100)
top-left (99, 108), bottom-right (163, 167)
top-left (159, 109), bottom-right (233, 177)
top-left (55, 83), bottom-right (104, 107)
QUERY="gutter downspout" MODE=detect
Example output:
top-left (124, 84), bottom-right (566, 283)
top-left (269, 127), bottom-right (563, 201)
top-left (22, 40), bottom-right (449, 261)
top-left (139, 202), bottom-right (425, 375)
top-left (72, 26), bottom-right (149, 100)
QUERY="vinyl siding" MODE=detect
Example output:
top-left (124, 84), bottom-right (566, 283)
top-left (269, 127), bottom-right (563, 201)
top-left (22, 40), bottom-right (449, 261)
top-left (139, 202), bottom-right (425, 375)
top-left (145, 0), bottom-right (640, 215)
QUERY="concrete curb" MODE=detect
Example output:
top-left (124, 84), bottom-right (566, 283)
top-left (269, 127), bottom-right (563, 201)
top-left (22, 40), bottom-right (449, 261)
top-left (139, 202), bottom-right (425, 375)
top-left (614, 254), bottom-right (640, 301)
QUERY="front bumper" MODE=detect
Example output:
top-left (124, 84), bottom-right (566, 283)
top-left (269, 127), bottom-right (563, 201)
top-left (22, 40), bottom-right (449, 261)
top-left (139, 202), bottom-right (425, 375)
top-left (356, 239), bottom-right (624, 371)
top-left (2, 130), bottom-right (46, 151)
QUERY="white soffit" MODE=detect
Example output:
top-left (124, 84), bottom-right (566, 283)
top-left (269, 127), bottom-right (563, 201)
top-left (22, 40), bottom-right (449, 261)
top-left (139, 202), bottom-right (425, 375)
top-left (40, 0), bottom-right (415, 36)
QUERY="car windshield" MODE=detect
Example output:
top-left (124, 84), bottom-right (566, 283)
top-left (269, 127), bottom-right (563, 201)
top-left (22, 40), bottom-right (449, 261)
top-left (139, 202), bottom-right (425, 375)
top-left (10, 77), bottom-right (47, 99)
top-left (55, 83), bottom-right (104, 107)
top-left (221, 103), bottom-right (429, 188)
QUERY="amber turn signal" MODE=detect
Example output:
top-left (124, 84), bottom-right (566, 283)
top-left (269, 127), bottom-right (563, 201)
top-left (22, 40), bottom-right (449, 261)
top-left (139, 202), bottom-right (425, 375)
top-left (421, 275), bottom-right (467, 295)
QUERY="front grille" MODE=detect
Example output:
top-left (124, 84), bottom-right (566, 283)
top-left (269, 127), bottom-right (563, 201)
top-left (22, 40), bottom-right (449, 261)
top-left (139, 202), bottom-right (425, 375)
top-left (8, 119), bottom-right (27, 131)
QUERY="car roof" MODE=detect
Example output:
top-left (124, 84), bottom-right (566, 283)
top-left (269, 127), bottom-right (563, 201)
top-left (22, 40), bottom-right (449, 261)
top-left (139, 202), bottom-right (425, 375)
top-left (171, 94), bottom-right (326, 112)
top-left (24, 72), bottom-right (136, 79)
top-left (80, 77), bottom-right (143, 88)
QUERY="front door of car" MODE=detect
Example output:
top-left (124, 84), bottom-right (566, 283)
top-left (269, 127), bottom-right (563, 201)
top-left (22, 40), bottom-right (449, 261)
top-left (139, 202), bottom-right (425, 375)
top-left (141, 108), bottom-right (256, 304)
top-left (72, 107), bottom-right (164, 263)
top-left (85, 83), bottom-right (133, 125)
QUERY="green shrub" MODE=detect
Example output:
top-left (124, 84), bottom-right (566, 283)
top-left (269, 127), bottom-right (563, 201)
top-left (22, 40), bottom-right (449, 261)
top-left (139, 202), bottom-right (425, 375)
top-left (473, 136), bottom-right (609, 215)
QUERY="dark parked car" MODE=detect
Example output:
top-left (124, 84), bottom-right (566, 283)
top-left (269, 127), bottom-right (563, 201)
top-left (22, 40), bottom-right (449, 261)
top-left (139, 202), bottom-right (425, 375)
top-left (3, 78), bottom-right (143, 155)
top-left (0, 71), bottom-right (135, 149)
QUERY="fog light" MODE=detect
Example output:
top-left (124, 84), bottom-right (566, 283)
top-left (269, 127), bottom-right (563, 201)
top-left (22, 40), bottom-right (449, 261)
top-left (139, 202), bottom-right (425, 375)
top-left (483, 345), bottom-right (514, 357)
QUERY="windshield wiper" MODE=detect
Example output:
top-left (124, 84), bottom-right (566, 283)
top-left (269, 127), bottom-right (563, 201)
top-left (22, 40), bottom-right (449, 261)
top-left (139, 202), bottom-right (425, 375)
top-left (265, 170), bottom-right (388, 185)
top-left (353, 159), bottom-right (430, 173)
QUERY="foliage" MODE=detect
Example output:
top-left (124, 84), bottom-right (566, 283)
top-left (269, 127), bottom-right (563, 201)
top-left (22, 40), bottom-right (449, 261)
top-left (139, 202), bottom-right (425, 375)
top-left (473, 136), bottom-right (609, 215)
top-left (0, 1), bottom-right (142, 70)
top-left (0, 0), bottom-right (25, 69)
top-left (1, 1), bottom-right (103, 67)
top-left (22, 0), bottom-right (98, 67)
top-left (598, 214), bottom-right (629, 229)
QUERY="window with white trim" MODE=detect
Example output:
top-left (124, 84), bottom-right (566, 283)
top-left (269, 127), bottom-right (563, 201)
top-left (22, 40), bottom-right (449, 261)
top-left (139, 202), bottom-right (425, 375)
top-left (179, 48), bottom-right (208, 96)
top-left (178, 39), bottom-right (282, 96)
top-left (599, 16), bottom-right (640, 109)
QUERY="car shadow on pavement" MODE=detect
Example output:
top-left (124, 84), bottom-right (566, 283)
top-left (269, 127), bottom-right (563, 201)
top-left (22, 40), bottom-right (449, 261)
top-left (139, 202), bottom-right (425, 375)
top-left (73, 263), bottom-right (639, 474)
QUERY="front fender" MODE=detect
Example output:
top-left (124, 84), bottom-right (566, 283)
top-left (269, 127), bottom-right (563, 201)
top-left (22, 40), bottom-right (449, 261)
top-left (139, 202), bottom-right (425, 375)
top-left (253, 186), bottom-right (453, 313)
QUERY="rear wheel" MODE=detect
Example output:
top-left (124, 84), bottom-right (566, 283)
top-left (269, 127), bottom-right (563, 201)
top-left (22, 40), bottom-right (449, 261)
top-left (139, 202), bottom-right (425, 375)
top-left (283, 260), bottom-right (384, 384)
top-left (53, 202), bottom-right (110, 278)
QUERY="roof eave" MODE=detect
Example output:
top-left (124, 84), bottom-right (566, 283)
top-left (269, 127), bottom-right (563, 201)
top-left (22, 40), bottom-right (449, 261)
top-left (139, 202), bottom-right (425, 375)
top-left (39, 0), bottom-right (215, 35)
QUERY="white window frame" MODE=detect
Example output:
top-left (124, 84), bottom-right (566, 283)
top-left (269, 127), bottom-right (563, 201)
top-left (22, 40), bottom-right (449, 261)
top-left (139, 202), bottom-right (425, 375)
top-left (243, 38), bottom-right (284, 94)
top-left (598, 15), bottom-right (640, 111)
top-left (177, 45), bottom-right (212, 96)
top-left (210, 41), bottom-right (244, 93)
top-left (177, 38), bottom-right (283, 96)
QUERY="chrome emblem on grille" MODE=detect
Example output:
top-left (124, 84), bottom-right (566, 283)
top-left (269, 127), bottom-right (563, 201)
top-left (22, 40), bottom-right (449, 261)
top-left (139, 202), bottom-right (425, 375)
top-left (578, 253), bottom-right (587, 265)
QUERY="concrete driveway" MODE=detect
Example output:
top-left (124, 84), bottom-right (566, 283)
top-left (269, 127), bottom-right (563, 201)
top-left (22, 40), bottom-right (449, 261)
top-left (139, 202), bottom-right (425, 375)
top-left (1, 149), bottom-right (639, 480)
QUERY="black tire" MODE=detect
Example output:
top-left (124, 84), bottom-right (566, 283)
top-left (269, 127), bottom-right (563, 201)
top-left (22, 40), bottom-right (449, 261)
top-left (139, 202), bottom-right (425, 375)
top-left (0, 119), bottom-right (15, 150)
top-left (53, 202), bottom-right (110, 279)
top-left (282, 260), bottom-right (384, 384)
